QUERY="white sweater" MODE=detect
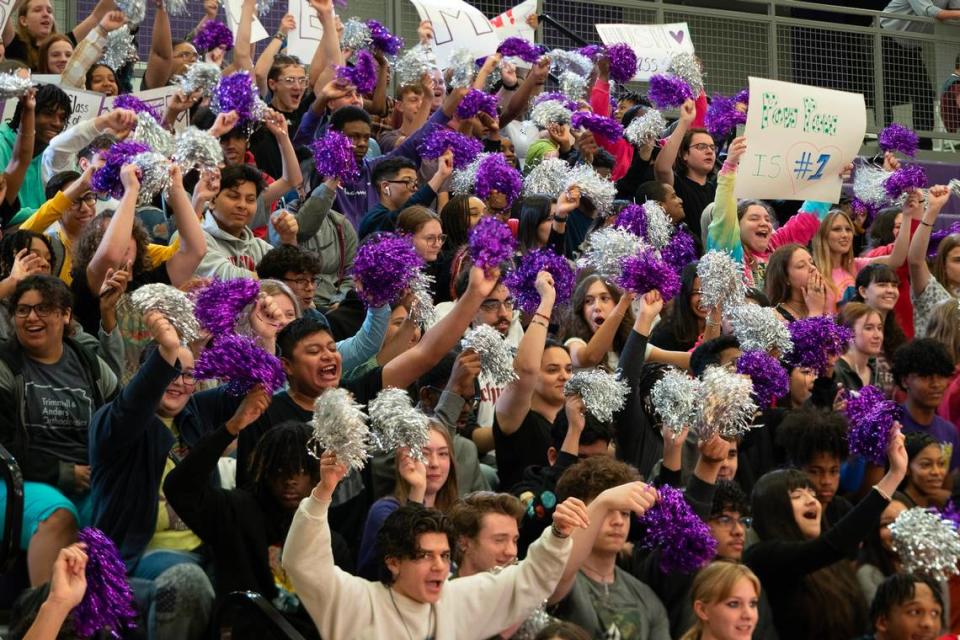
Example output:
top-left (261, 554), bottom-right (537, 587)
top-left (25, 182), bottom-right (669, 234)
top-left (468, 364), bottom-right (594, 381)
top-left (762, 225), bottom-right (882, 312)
top-left (283, 496), bottom-right (573, 640)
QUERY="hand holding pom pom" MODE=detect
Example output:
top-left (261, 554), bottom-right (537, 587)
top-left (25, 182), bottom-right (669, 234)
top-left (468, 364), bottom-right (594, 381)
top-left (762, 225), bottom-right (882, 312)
top-left (308, 388), bottom-right (370, 471)
top-left (312, 130), bottom-right (360, 182)
top-left (468, 217), bottom-right (516, 272)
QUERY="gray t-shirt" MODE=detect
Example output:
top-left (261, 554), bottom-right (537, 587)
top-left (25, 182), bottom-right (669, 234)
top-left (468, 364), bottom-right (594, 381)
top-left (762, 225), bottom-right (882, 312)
top-left (23, 347), bottom-right (96, 466)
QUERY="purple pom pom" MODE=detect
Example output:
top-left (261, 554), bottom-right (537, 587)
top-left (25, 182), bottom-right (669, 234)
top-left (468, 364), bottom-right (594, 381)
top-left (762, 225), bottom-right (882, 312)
top-left (418, 126), bottom-right (483, 169)
top-left (616, 249), bottom-right (681, 300)
top-left (845, 385), bottom-right (900, 465)
top-left (195, 333), bottom-right (286, 395)
top-left (736, 350), bottom-right (789, 407)
top-left (928, 221), bottom-right (960, 258)
top-left (112, 94), bottom-right (163, 123)
top-left (941, 501), bottom-right (960, 530)
top-left (606, 43), bottom-right (638, 84)
top-left (337, 49), bottom-right (378, 95)
top-left (636, 485), bottom-right (717, 574)
top-left (366, 19), bottom-right (403, 56)
top-left (884, 164), bottom-right (928, 200)
top-left (577, 44), bottom-right (604, 60)
top-left (648, 74), bottom-right (695, 109)
top-left (89, 140), bottom-right (151, 199)
top-left (785, 315), bottom-right (853, 375)
top-left (193, 20), bottom-right (234, 52)
top-left (352, 233), bottom-right (425, 308)
top-left (661, 230), bottom-right (698, 272)
top-left (570, 110), bottom-right (624, 141)
top-left (212, 71), bottom-right (264, 128)
top-left (497, 37), bottom-right (542, 63)
top-left (614, 203), bottom-right (646, 238)
top-left (705, 92), bottom-right (748, 140)
top-left (850, 197), bottom-right (881, 228)
top-left (456, 88), bottom-right (499, 119)
top-left (533, 92), bottom-right (578, 112)
top-left (879, 123), bottom-right (919, 158)
top-left (73, 528), bottom-right (138, 637)
top-left (474, 154), bottom-right (523, 209)
top-left (469, 217), bottom-right (516, 271)
top-left (194, 278), bottom-right (261, 335)
top-left (311, 129), bottom-right (360, 181)
top-left (504, 248), bottom-right (575, 315)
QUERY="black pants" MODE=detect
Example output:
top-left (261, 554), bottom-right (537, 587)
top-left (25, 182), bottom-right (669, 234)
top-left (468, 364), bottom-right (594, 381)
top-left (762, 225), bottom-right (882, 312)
top-left (882, 38), bottom-right (936, 148)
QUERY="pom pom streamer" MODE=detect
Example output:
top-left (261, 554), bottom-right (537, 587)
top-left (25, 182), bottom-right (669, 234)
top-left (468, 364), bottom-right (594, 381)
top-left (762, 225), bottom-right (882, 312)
top-left (667, 52), bottom-right (704, 97)
top-left (162, 0), bottom-right (189, 15)
top-left (368, 387), bottom-right (430, 459)
top-left (73, 528), bottom-right (139, 637)
top-left (884, 164), bottom-right (928, 201)
top-left (337, 49), bottom-right (377, 95)
top-left (564, 368), bottom-right (629, 423)
top-left (530, 99), bottom-right (573, 128)
top-left (418, 126), bottom-right (482, 170)
top-left (522, 157), bottom-right (570, 198)
top-left (705, 92), bottom-right (748, 141)
top-left (456, 89), bottom-right (498, 119)
top-left (616, 249), bottom-right (681, 300)
top-left (785, 315), bottom-right (853, 375)
top-left (636, 485), bottom-right (717, 574)
top-left (173, 126), bottom-right (225, 172)
top-left (194, 278), bottom-right (261, 335)
top-left (640, 201), bottom-right (674, 249)
top-left (735, 350), bottom-right (789, 407)
top-left (696, 250), bottom-right (746, 310)
top-left (174, 62), bottom-right (222, 96)
top-left (651, 368), bottom-right (701, 435)
top-left (504, 248), bottom-right (575, 315)
top-left (698, 365), bottom-right (758, 440)
top-left (469, 217), bottom-right (516, 271)
top-left (130, 283), bottom-right (201, 343)
top-left (112, 94), bottom-right (163, 124)
top-left (255, 0), bottom-right (275, 16)
top-left (367, 19), bottom-right (403, 56)
top-left (116, 0), bottom-right (146, 24)
top-left (724, 304), bottom-right (793, 355)
top-left (624, 109), bottom-right (666, 147)
top-left (845, 385), bottom-right (900, 465)
top-left (565, 164), bottom-right (616, 216)
top-left (889, 508), bottom-right (960, 580)
top-left (559, 71), bottom-right (588, 102)
top-left (462, 324), bottom-right (518, 387)
top-left (879, 123), bottom-right (919, 158)
top-left (194, 333), bottom-right (285, 394)
top-left (131, 112), bottom-right (175, 157)
top-left (99, 24), bottom-right (138, 71)
top-left (193, 20), bottom-right (234, 52)
top-left (340, 18), bottom-right (372, 52)
top-left (90, 140), bottom-right (151, 200)
top-left (660, 230), bottom-right (698, 272)
top-left (312, 130), bottom-right (361, 182)
top-left (352, 233), bottom-right (425, 308)
top-left (547, 49), bottom-right (593, 76)
top-left (648, 74), bottom-right (694, 109)
top-left (474, 154), bottom-right (524, 209)
top-left (497, 37), bottom-right (542, 63)
top-left (570, 111), bottom-right (624, 141)
top-left (0, 72), bottom-right (34, 100)
top-left (853, 163), bottom-right (891, 208)
top-left (606, 43), bottom-right (638, 84)
top-left (395, 48), bottom-right (432, 88)
top-left (576, 227), bottom-right (644, 279)
top-left (131, 152), bottom-right (173, 206)
top-left (408, 270), bottom-right (437, 326)
top-left (448, 49), bottom-right (478, 89)
top-left (533, 92), bottom-right (578, 112)
top-left (308, 388), bottom-right (370, 470)
top-left (212, 71), bottom-right (267, 128)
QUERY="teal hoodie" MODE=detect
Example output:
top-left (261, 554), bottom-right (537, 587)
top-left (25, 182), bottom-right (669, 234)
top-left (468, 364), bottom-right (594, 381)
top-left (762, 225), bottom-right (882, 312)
top-left (0, 122), bottom-right (44, 225)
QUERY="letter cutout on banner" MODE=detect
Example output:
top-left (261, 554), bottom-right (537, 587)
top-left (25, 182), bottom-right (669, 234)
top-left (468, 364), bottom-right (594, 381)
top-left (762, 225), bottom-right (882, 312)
top-left (287, 0), bottom-right (323, 62)
top-left (595, 23), bottom-right (694, 82)
top-left (735, 77), bottom-right (866, 203)
top-left (1, 82), bottom-right (105, 129)
top-left (409, 0), bottom-right (500, 68)
top-left (224, 0), bottom-right (270, 43)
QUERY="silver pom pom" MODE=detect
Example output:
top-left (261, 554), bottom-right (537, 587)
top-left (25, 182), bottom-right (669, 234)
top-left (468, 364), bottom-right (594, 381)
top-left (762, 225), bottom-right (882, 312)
top-left (890, 507), bottom-right (960, 580)
top-left (131, 151), bottom-right (173, 206)
top-left (129, 283), bottom-right (201, 343)
top-left (174, 62), bottom-right (222, 97)
top-left (530, 99), bottom-right (572, 128)
top-left (949, 178), bottom-right (960, 200)
top-left (576, 227), bottom-right (644, 279)
top-left (131, 112), bottom-right (175, 157)
top-left (651, 367), bottom-right (701, 436)
top-left (162, 0), bottom-right (189, 16)
top-left (547, 49), bottom-right (593, 76)
top-left (408, 270), bottom-right (437, 326)
top-left (448, 49), bottom-right (478, 89)
top-left (0, 72), bottom-right (35, 99)
top-left (698, 365), bottom-right (758, 440)
top-left (624, 109), bottom-right (666, 147)
top-left (173, 126), bottom-right (224, 173)
top-left (696, 250), bottom-right (746, 310)
top-left (853, 163), bottom-right (891, 208)
top-left (99, 24), bottom-right (138, 72)
top-left (255, 0), bottom-right (275, 16)
top-left (511, 603), bottom-right (554, 640)
top-left (641, 200), bottom-right (674, 250)
top-left (725, 304), bottom-right (793, 355)
top-left (668, 52), bottom-right (704, 97)
top-left (559, 71), bottom-right (587, 102)
top-left (523, 157), bottom-right (570, 198)
top-left (462, 324), bottom-right (518, 387)
top-left (395, 48), bottom-right (433, 88)
top-left (368, 387), bottom-right (431, 460)
top-left (565, 164), bottom-right (616, 216)
top-left (308, 387), bottom-right (370, 470)
top-left (450, 153), bottom-right (488, 197)
top-left (565, 368), bottom-right (630, 423)
top-left (340, 18), bottom-right (372, 52)
top-left (116, 0), bottom-right (146, 24)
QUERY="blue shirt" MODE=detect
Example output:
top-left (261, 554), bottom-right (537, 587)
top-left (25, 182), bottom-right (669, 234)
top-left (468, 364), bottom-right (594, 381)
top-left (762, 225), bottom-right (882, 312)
top-left (899, 403), bottom-right (960, 470)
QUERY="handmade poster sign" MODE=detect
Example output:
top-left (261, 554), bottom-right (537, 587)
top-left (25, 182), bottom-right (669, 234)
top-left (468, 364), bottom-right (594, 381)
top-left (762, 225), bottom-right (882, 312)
top-left (735, 77), bottom-right (865, 202)
top-left (104, 87), bottom-right (191, 132)
top-left (1, 85), bottom-right (104, 129)
top-left (491, 0), bottom-right (537, 42)
top-left (409, 0), bottom-right (500, 68)
top-left (595, 23), bottom-right (694, 82)
top-left (287, 0), bottom-right (323, 62)
top-left (225, 0), bottom-right (269, 43)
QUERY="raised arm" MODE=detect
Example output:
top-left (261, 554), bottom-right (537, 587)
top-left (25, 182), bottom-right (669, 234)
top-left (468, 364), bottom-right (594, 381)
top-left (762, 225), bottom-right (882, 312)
top-left (254, 14), bottom-right (295, 95)
top-left (871, 194), bottom-right (916, 270)
top-left (143, 1), bottom-right (174, 90)
top-left (501, 57), bottom-right (549, 129)
top-left (163, 165), bottom-right (207, 286)
top-left (568, 292), bottom-right (633, 368)
top-left (87, 164), bottom-right (139, 293)
top-left (70, 0), bottom-right (114, 43)
top-left (260, 110), bottom-right (304, 207)
top-left (495, 272), bottom-right (556, 435)
top-left (223, 0), bottom-right (255, 74)
top-left (5, 86), bottom-right (35, 206)
top-left (308, 0), bottom-right (342, 90)
top-left (909, 185), bottom-right (950, 296)
top-left (654, 99), bottom-right (696, 185)
top-left (706, 136), bottom-right (746, 258)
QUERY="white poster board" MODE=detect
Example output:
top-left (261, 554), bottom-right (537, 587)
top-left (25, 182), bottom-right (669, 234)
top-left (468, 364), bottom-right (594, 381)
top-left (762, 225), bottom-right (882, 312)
top-left (286, 0), bottom-right (323, 62)
top-left (409, 0), bottom-right (500, 68)
top-left (224, 0), bottom-right (270, 44)
top-left (103, 86), bottom-right (191, 132)
top-left (595, 23), bottom-right (694, 82)
top-left (490, 0), bottom-right (537, 42)
top-left (2, 86), bottom-right (105, 129)
top-left (0, 0), bottom-right (16, 39)
top-left (735, 77), bottom-right (866, 203)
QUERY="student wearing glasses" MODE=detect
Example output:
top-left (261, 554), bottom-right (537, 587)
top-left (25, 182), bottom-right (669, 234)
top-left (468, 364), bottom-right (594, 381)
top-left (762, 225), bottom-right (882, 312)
top-left (249, 55), bottom-right (314, 181)
top-left (359, 154), bottom-right (453, 239)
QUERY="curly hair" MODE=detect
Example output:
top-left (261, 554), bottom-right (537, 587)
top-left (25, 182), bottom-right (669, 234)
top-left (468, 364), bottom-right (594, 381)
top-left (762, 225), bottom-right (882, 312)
top-left (247, 420), bottom-right (319, 499)
top-left (256, 245), bottom-right (323, 280)
top-left (892, 338), bottom-right (955, 389)
top-left (710, 480), bottom-right (750, 518)
top-left (776, 407), bottom-right (850, 466)
top-left (555, 455), bottom-right (639, 503)
top-left (70, 211), bottom-right (152, 285)
top-left (376, 504), bottom-right (456, 585)
top-left (0, 230), bottom-right (53, 280)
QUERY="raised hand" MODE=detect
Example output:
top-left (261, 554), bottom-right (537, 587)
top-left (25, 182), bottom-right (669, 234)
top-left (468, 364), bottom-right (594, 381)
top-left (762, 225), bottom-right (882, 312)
top-left (99, 10), bottom-right (126, 32)
top-left (927, 184), bottom-right (951, 212)
top-left (397, 447), bottom-right (427, 498)
top-left (467, 264), bottom-right (501, 298)
top-left (552, 497), bottom-right (590, 537)
top-left (47, 544), bottom-right (89, 611)
top-left (8, 248), bottom-right (47, 282)
top-left (564, 394), bottom-right (586, 435)
top-left (99, 262), bottom-right (132, 316)
top-left (448, 349), bottom-right (481, 398)
top-left (802, 269), bottom-right (826, 316)
top-left (726, 136), bottom-right (747, 166)
top-left (679, 99), bottom-right (696, 125)
top-left (208, 111), bottom-right (240, 138)
top-left (272, 210), bottom-right (299, 245)
top-left (226, 385), bottom-right (271, 435)
top-left (315, 450), bottom-right (348, 500)
top-left (280, 13), bottom-right (296, 34)
top-left (417, 19), bottom-right (434, 46)
top-left (120, 164), bottom-right (140, 192)
top-left (597, 480), bottom-right (658, 517)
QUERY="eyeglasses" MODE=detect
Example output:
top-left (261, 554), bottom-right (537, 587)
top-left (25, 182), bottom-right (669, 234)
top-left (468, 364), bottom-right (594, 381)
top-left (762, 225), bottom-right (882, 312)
top-left (174, 371), bottom-right (197, 385)
top-left (710, 515), bottom-right (753, 530)
top-left (73, 193), bottom-right (97, 208)
top-left (278, 76), bottom-right (309, 87)
top-left (14, 303), bottom-right (57, 318)
top-left (387, 178), bottom-right (419, 190)
top-left (284, 276), bottom-right (316, 288)
top-left (421, 233), bottom-right (447, 246)
top-left (479, 298), bottom-right (514, 312)
top-left (690, 143), bottom-right (717, 152)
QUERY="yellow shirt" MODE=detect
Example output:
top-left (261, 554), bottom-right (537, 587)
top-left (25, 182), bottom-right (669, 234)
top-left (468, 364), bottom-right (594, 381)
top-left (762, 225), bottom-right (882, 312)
top-left (146, 416), bottom-right (203, 552)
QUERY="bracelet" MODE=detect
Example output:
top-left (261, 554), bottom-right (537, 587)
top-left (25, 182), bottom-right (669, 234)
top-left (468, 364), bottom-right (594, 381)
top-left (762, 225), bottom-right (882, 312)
top-left (274, 31), bottom-right (285, 40)
top-left (873, 484), bottom-right (892, 501)
top-left (920, 220), bottom-right (933, 227)
top-left (551, 523), bottom-right (569, 539)
top-left (534, 311), bottom-right (551, 323)
top-left (705, 319), bottom-right (720, 327)
top-left (501, 81), bottom-right (519, 91)
top-left (552, 216), bottom-right (568, 223)
top-left (530, 319), bottom-right (548, 328)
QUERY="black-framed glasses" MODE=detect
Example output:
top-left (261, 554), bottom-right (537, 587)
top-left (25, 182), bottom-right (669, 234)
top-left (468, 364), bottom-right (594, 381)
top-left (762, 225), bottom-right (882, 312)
top-left (14, 303), bottom-right (57, 318)
top-left (479, 298), bottom-right (515, 312)
top-left (73, 193), bottom-right (97, 208)
top-left (387, 178), bottom-right (419, 190)
top-left (710, 515), bottom-right (752, 530)
top-left (174, 371), bottom-right (197, 385)
top-left (284, 275), bottom-right (316, 288)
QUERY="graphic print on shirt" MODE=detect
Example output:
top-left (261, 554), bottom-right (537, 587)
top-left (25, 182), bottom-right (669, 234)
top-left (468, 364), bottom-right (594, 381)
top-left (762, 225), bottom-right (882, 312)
top-left (23, 376), bottom-right (94, 464)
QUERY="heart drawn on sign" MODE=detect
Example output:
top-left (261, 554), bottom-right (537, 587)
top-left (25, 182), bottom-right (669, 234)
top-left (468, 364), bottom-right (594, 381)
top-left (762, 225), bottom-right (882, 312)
top-left (785, 141), bottom-right (844, 195)
top-left (669, 30), bottom-right (685, 44)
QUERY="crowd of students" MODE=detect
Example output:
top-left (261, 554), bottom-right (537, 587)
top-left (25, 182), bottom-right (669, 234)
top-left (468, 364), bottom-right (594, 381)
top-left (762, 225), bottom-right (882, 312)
top-left (3, 0), bottom-right (960, 639)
